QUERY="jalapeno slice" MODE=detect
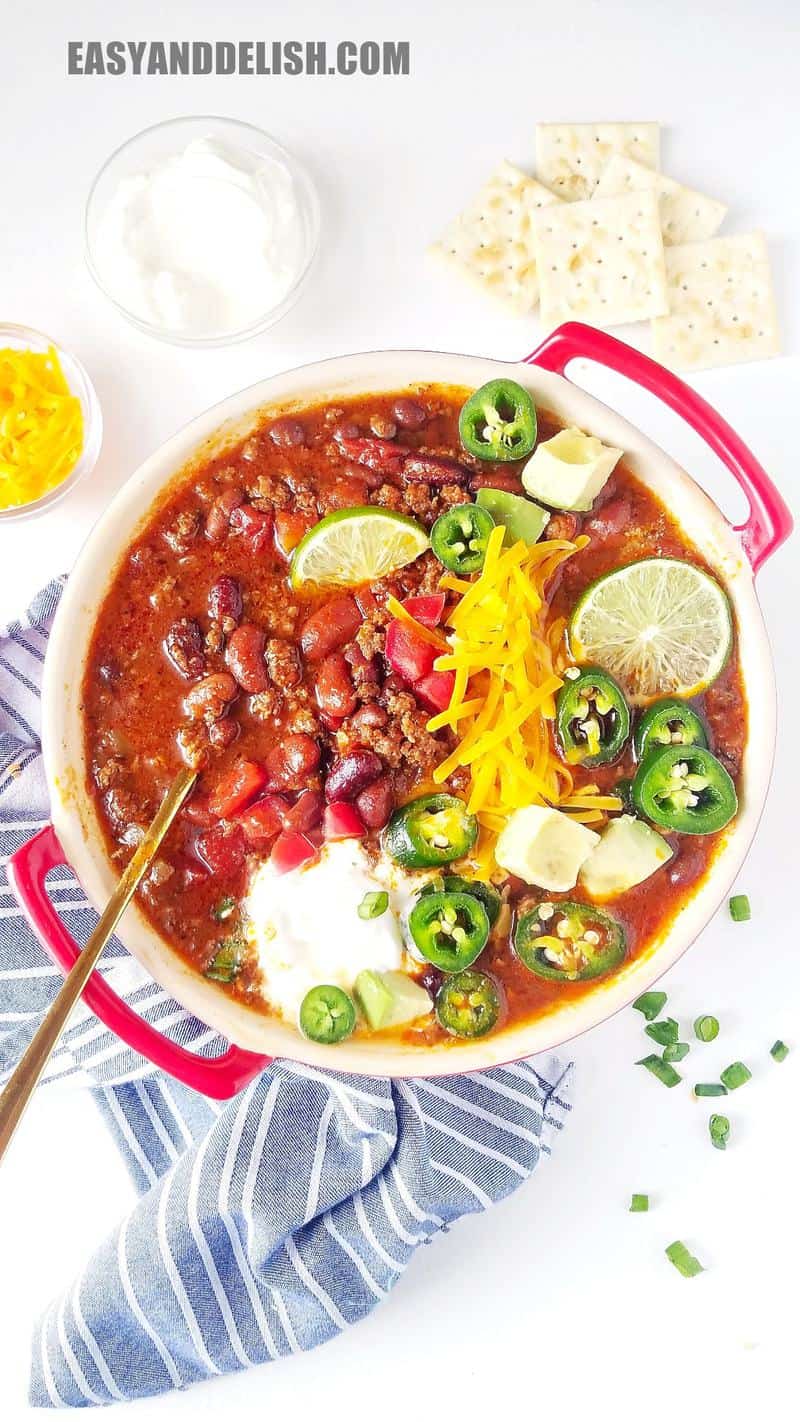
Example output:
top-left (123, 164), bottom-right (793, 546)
top-left (418, 874), bottom-right (502, 928)
top-left (632, 744), bottom-right (737, 835)
top-left (408, 891), bottom-right (490, 972)
top-left (435, 970), bottom-right (501, 1038)
top-left (299, 985), bottom-right (357, 1044)
top-left (382, 793), bottom-right (478, 869)
top-left (430, 502), bottom-right (495, 574)
top-left (556, 666), bottom-right (631, 767)
top-left (458, 379), bottom-right (537, 463)
top-left (514, 900), bottom-right (626, 982)
top-left (634, 698), bottom-right (708, 761)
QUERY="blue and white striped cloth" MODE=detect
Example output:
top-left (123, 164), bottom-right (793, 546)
top-left (0, 580), bottom-right (572, 1409)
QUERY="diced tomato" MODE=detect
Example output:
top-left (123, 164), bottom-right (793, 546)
top-left (275, 508), bottom-right (316, 555)
top-left (270, 830), bottom-right (318, 874)
top-left (230, 503), bottom-right (274, 554)
top-left (384, 619), bottom-right (437, 684)
top-left (402, 593), bottom-right (446, 627)
top-left (236, 793), bottom-right (288, 848)
top-left (182, 792), bottom-right (214, 827)
top-left (209, 760), bottom-right (268, 820)
top-left (355, 585), bottom-right (379, 617)
top-left (415, 669), bottom-right (456, 713)
top-left (195, 823), bottom-right (246, 877)
top-left (323, 802), bottom-right (365, 840)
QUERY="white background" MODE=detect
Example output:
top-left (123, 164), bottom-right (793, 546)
top-left (1, 0), bottom-right (799, 1416)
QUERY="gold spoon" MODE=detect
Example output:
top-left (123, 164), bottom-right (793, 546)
top-left (0, 766), bottom-right (197, 1165)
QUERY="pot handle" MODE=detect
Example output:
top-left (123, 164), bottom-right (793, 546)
top-left (524, 322), bottom-right (793, 573)
top-left (6, 826), bottom-right (270, 1100)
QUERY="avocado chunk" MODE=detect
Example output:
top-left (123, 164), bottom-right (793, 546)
top-left (475, 487), bottom-right (549, 546)
top-left (354, 969), bottom-right (432, 1030)
top-left (495, 805), bottom-right (599, 892)
top-left (579, 814), bottom-right (673, 899)
top-left (521, 427), bottom-right (622, 512)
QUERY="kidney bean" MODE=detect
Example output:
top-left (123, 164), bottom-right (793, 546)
top-left (355, 774), bottom-right (394, 829)
top-left (275, 508), bottom-right (317, 555)
top-left (230, 503), bottom-right (274, 554)
top-left (392, 397), bottom-right (427, 430)
top-left (315, 653), bottom-right (357, 718)
top-left (300, 596), bottom-right (362, 661)
top-left (164, 618), bottom-right (206, 680)
top-left (208, 716), bottom-right (240, 750)
top-left (184, 671), bottom-right (238, 722)
top-left (225, 624), bottom-right (268, 693)
top-left (370, 414), bottom-right (397, 439)
top-left (264, 733), bottom-right (321, 791)
top-left (282, 788), bottom-right (325, 834)
top-left (584, 496), bottom-right (631, 540)
top-left (334, 434), bottom-right (410, 477)
top-left (349, 702), bottom-right (388, 736)
top-left (269, 417), bottom-right (306, 448)
top-left (205, 487), bottom-right (243, 543)
top-left (402, 453), bottom-right (471, 485)
top-left (469, 471), bottom-right (524, 494)
top-left (183, 792), bottom-right (215, 827)
top-left (332, 419), bottom-right (361, 442)
top-left (324, 749), bottom-right (383, 803)
top-left (208, 576), bottom-right (243, 625)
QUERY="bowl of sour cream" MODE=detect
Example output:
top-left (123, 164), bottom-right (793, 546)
top-left (85, 116), bottom-right (320, 346)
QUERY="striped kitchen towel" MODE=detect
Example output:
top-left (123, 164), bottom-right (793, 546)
top-left (0, 580), bottom-right (572, 1408)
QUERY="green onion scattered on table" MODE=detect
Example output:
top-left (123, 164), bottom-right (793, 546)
top-left (357, 890), bottom-right (389, 920)
top-left (637, 1054), bottom-right (682, 1087)
top-left (663, 1041), bottom-right (689, 1063)
top-left (694, 1082), bottom-right (728, 1098)
top-left (632, 991), bottom-right (667, 1021)
top-left (645, 1017), bottom-right (680, 1046)
top-left (709, 1114), bottom-right (730, 1151)
top-left (729, 894), bottom-right (751, 922)
top-left (630, 1193), bottom-right (649, 1212)
top-left (666, 1240), bottom-right (704, 1277)
top-left (771, 1040), bottom-right (789, 1063)
top-left (694, 1014), bottom-right (719, 1042)
top-left (720, 1061), bottom-right (751, 1091)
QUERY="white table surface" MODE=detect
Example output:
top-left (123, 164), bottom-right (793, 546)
top-left (2, 0), bottom-right (799, 1416)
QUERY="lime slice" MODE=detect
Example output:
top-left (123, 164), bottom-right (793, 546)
top-left (291, 507), bottom-right (429, 588)
top-left (568, 558), bottom-right (732, 704)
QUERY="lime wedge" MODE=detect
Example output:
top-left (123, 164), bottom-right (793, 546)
top-left (290, 507), bottom-right (429, 588)
top-left (568, 558), bottom-right (732, 704)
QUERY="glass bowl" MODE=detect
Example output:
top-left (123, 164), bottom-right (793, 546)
top-left (84, 116), bottom-right (321, 347)
top-left (0, 323), bottom-right (103, 523)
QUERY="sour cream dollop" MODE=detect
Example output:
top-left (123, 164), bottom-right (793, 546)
top-left (91, 136), bottom-right (307, 337)
top-left (245, 840), bottom-right (424, 1023)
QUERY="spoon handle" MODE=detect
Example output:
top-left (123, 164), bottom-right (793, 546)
top-left (0, 766), bottom-right (197, 1164)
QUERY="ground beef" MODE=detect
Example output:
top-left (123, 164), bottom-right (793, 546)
top-left (94, 756), bottom-right (126, 790)
top-left (163, 509), bottom-right (201, 554)
top-left (249, 473), bottom-right (292, 509)
top-left (249, 687), bottom-right (283, 722)
top-left (355, 611), bottom-right (388, 660)
top-left (266, 637), bottom-right (302, 689)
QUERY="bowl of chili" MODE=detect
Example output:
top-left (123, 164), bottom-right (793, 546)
top-left (8, 324), bottom-right (791, 1096)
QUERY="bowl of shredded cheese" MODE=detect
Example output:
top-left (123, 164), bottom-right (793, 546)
top-left (0, 325), bottom-right (102, 520)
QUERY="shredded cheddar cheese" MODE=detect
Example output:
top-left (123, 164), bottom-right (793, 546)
top-left (427, 524), bottom-right (620, 873)
top-left (0, 346), bottom-right (83, 511)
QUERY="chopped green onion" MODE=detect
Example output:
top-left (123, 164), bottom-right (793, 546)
top-left (630, 1193), bottom-right (649, 1213)
top-left (694, 1082), bottom-right (728, 1098)
top-left (637, 1054), bottom-right (682, 1087)
top-left (357, 890), bottom-right (389, 921)
top-left (720, 1061), bottom-right (751, 1091)
top-left (665, 1240), bottom-right (704, 1278)
top-left (645, 1017), bottom-right (680, 1046)
top-left (709, 1113), bottom-right (730, 1151)
top-left (632, 991), bottom-right (667, 1021)
top-left (729, 894), bottom-right (751, 922)
top-left (212, 896), bottom-right (237, 923)
top-left (694, 1014), bottom-right (719, 1042)
top-left (663, 1041), bottom-right (689, 1063)
top-left (770, 1039), bottom-right (789, 1063)
top-left (204, 935), bottom-right (244, 983)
